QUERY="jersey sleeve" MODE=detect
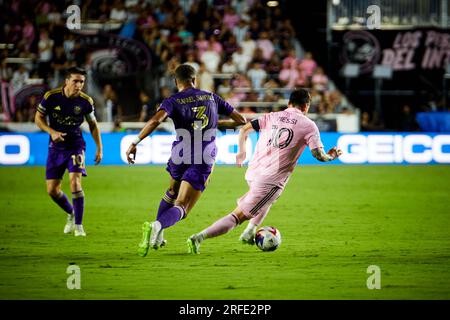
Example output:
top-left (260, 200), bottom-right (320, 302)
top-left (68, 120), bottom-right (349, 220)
top-left (85, 102), bottom-right (96, 122)
top-left (37, 94), bottom-right (49, 115)
top-left (214, 93), bottom-right (234, 116)
top-left (157, 98), bottom-right (173, 117)
top-left (257, 113), bottom-right (271, 130)
top-left (305, 121), bottom-right (323, 150)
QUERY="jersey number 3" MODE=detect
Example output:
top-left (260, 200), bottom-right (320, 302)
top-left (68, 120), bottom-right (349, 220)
top-left (191, 106), bottom-right (209, 130)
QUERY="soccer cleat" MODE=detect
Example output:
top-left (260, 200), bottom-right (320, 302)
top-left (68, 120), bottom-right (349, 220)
top-left (239, 227), bottom-right (256, 245)
top-left (64, 214), bottom-right (75, 234)
top-left (149, 221), bottom-right (162, 250)
top-left (138, 221), bottom-right (152, 257)
top-left (74, 224), bottom-right (86, 237)
top-left (187, 235), bottom-right (201, 254)
top-left (155, 229), bottom-right (167, 249)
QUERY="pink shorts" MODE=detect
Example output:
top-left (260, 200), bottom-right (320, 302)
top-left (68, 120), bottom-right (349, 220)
top-left (237, 181), bottom-right (283, 218)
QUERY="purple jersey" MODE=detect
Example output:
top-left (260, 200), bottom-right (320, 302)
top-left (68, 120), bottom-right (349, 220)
top-left (37, 87), bottom-right (96, 150)
top-left (158, 88), bottom-right (234, 164)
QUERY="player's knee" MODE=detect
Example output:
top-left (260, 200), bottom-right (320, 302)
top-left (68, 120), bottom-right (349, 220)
top-left (47, 187), bottom-right (60, 198)
top-left (69, 179), bottom-right (82, 192)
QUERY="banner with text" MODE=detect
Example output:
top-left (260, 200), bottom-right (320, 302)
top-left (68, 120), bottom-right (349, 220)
top-left (1, 132), bottom-right (449, 166)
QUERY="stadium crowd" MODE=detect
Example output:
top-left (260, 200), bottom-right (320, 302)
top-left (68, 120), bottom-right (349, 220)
top-left (1, 0), bottom-right (376, 130)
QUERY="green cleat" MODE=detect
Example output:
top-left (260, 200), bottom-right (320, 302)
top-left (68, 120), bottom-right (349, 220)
top-left (138, 221), bottom-right (152, 257)
top-left (187, 235), bottom-right (201, 254)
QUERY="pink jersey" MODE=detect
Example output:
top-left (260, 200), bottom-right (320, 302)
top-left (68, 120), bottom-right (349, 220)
top-left (245, 108), bottom-right (323, 187)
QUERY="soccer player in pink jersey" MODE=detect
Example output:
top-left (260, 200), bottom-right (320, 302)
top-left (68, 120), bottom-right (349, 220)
top-left (187, 88), bottom-right (342, 254)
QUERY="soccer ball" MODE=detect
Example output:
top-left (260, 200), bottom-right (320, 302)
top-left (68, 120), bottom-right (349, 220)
top-left (255, 226), bottom-right (281, 252)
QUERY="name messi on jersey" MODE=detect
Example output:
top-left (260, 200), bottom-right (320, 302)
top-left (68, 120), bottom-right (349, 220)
top-left (278, 117), bottom-right (297, 125)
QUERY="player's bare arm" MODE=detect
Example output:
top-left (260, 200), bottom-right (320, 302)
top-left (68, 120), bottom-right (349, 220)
top-left (87, 119), bottom-right (103, 164)
top-left (34, 111), bottom-right (66, 142)
top-left (236, 121), bottom-right (255, 167)
top-left (218, 110), bottom-right (247, 127)
top-left (311, 146), bottom-right (342, 162)
top-left (126, 109), bottom-right (168, 164)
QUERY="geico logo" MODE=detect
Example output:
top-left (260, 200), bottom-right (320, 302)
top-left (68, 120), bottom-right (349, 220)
top-left (0, 135), bottom-right (30, 165)
top-left (120, 134), bottom-right (253, 165)
top-left (338, 134), bottom-right (450, 164)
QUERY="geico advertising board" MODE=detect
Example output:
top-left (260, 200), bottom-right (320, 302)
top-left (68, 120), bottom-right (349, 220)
top-left (1, 132), bottom-right (449, 166)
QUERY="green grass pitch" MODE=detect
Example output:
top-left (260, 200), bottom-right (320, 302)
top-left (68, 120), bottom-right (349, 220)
top-left (0, 165), bottom-right (449, 299)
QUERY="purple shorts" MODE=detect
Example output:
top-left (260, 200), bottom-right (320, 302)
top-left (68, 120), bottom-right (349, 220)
top-left (166, 159), bottom-right (213, 192)
top-left (46, 147), bottom-right (87, 180)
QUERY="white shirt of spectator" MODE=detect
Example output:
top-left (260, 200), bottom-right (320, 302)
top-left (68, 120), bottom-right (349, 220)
top-left (200, 49), bottom-right (221, 73)
top-left (38, 38), bottom-right (54, 62)
top-left (247, 65), bottom-right (267, 89)
top-left (232, 50), bottom-right (251, 73)
top-left (198, 69), bottom-right (214, 92)
top-left (221, 61), bottom-right (237, 74)
top-left (241, 38), bottom-right (256, 59)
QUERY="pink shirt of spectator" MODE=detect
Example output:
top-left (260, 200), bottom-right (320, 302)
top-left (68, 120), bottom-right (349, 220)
top-left (279, 66), bottom-right (299, 89)
top-left (245, 108), bottom-right (323, 187)
top-left (223, 8), bottom-right (240, 30)
top-left (299, 52), bottom-right (317, 77)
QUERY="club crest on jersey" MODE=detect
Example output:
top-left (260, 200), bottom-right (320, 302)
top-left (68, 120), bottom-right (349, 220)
top-left (74, 106), bottom-right (82, 114)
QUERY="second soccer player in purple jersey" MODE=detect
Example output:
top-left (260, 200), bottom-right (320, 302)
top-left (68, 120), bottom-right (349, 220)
top-left (126, 64), bottom-right (246, 257)
top-left (35, 67), bottom-right (103, 237)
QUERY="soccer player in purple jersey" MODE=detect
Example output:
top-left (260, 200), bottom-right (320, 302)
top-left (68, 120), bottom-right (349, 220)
top-left (35, 67), bottom-right (103, 237)
top-left (126, 64), bottom-right (246, 256)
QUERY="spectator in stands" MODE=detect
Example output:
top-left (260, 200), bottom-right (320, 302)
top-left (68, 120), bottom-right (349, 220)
top-left (233, 19), bottom-right (249, 45)
top-left (247, 62), bottom-right (267, 89)
top-left (399, 104), bottom-right (419, 131)
top-left (197, 63), bottom-right (214, 92)
top-left (223, 6), bottom-right (240, 30)
top-left (15, 94), bottom-right (38, 122)
top-left (256, 31), bottom-right (274, 61)
top-left (11, 64), bottom-right (29, 94)
top-left (232, 46), bottom-right (251, 73)
top-left (217, 78), bottom-right (232, 100)
top-left (195, 31), bottom-right (209, 60)
top-left (240, 32), bottom-right (256, 59)
top-left (184, 52), bottom-right (200, 73)
top-left (110, 0), bottom-right (128, 22)
top-left (223, 34), bottom-right (239, 58)
top-left (279, 60), bottom-right (300, 90)
top-left (200, 42), bottom-right (221, 73)
top-left (311, 67), bottom-right (328, 92)
top-left (0, 58), bottom-right (13, 82)
top-left (63, 33), bottom-right (76, 62)
top-left (37, 29), bottom-right (54, 79)
top-left (102, 84), bottom-right (121, 123)
top-left (221, 55), bottom-right (237, 74)
top-left (328, 90), bottom-right (353, 114)
top-left (299, 51), bottom-right (317, 78)
top-left (140, 86), bottom-right (172, 123)
top-left (20, 19), bottom-right (35, 52)
top-left (50, 46), bottom-right (69, 87)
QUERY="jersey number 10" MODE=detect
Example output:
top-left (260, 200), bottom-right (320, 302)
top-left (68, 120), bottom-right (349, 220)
top-left (267, 127), bottom-right (294, 149)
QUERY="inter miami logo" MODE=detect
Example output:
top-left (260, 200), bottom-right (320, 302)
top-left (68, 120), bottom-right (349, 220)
top-left (341, 31), bottom-right (381, 74)
top-left (74, 106), bottom-right (82, 115)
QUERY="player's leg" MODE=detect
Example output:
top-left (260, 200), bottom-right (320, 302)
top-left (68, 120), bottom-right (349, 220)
top-left (67, 149), bottom-right (87, 236)
top-left (69, 172), bottom-right (86, 236)
top-left (152, 179), bottom-right (201, 239)
top-left (154, 177), bottom-right (181, 247)
top-left (46, 147), bottom-right (75, 233)
top-left (188, 184), bottom-right (283, 253)
top-left (239, 207), bottom-right (270, 245)
top-left (47, 179), bottom-right (75, 233)
top-left (187, 206), bottom-right (247, 254)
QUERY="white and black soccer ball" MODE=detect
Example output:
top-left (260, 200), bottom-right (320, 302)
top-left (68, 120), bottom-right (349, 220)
top-left (255, 226), bottom-right (281, 252)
